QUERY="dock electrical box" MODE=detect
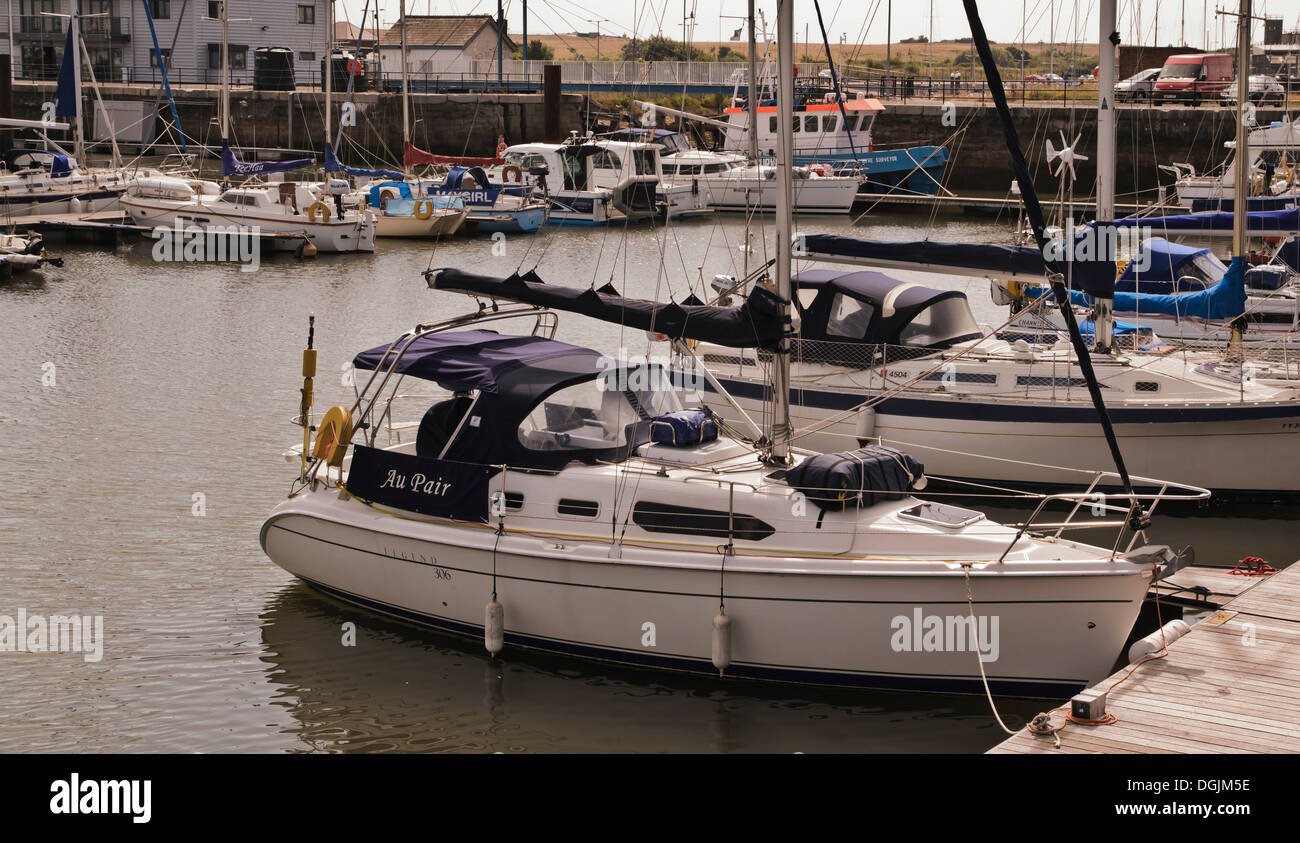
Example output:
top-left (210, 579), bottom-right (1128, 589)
top-left (1071, 689), bottom-right (1108, 721)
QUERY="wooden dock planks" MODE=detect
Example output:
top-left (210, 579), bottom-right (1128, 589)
top-left (989, 563), bottom-right (1300, 754)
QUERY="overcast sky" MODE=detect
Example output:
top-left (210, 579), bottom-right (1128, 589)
top-left (333, 1), bottom-right (1300, 52)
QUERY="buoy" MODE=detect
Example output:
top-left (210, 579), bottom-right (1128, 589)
top-left (485, 599), bottom-right (504, 656)
top-left (854, 406), bottom-right (877, 443)
top-left (711, 608), bottom-right (731, 675)
top-left (295, 240), bottom-right (317, 259)
top-left (1128, 618), bottom-right (1190, 664)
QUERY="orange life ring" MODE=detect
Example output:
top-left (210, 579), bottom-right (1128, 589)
top-left (312, 405), bottom-right (353, 467)
top-left (502, 165), bottom-right (523, 184)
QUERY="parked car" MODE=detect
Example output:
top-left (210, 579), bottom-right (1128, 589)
top-left (1024, 73), bottom-right (1045, 82)
top-left (1114, 67), bottom-right (1160, 101)
top-left (1155, 53), bottom-right (1234, 104)
top-left (1043, 73), bottom-right (1064, 83)
top-left (1220, 74), bottom-right (1286, 104)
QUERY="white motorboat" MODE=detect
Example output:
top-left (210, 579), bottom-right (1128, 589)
top-left (1169, 117), bottom-right (1300, 210)
top-left (121, 175), bottom-right (375, 253)
top-left (494, 136), bottom-right (667, 225)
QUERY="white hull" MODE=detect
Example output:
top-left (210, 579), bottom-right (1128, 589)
top-left (262, 489), bottom-right (1150, 695)
top-left (698, 175), bottom-right (859, 214)
top-left (374, 208), bottom-right (467, 238)
top-left (121, 194), bottom-right (375, 253)
top-left (715, 386), bottom-right (1300, 495)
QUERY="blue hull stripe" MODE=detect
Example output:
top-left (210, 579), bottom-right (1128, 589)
top-left (713, 377), bottom-right (1300, 424)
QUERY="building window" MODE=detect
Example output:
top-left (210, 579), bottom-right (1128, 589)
top-left (150, 48), bottom-right (172, 69)
top-left (208, 44), bottom-right (247, 69)
top-left (208, 1), bottom-right (223, 19)
top-left (150, 0), bottom-right (171, 19)
top-left (297, 4), bottom-right (315, 24)
top-left (299, 51), bottom-right (316, 61)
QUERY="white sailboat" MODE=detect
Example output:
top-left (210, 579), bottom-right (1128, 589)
top-left (259, 1), bottom-right (1203, 697)
top-left (0, 13), bottom-right (140, 217)
top-left (120, 2), bottom-right (375, 254)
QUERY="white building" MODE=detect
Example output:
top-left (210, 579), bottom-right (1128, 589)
top-left (4, 0), bottom-right (329, 86)
top-left (377, 14), bottom-right (516, 78)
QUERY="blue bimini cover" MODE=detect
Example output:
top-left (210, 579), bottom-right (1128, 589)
top-left (1116, 237), bottom-right (1225, 293)
top-left (352, 329), bottom-right (598, 395)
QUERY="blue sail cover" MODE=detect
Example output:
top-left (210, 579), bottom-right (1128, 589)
top-left (220, 140), bottom-right (312, 177)
top-left (1026, 257), bottom-right (1248, 321)
top-left (1109, 208), bottom-right (1300, 233)
top-left (799, 233), bottom-right (1116, 297)
top-left (54, 28), bottom-right (77, 118)
top-left (323, 142), bottom-right (402, 180)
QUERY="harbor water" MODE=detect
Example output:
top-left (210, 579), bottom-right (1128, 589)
top-left (1, 213), bottom-right (1294, 753)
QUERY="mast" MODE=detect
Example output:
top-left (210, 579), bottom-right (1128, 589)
top-left (1095, 0), bottom-right (1118, 352)
top-left (400, 0), bottom-right (411, 165)
top-left (326, 0), bottom-right (333, 145)
top-left (1233, 0), bottom-right (1251, 258)
top-left (770, 0), bottom-right (794, 463)
top-left (220, 0), bottom-right (229, 140)
top-left (747, 0), bottom-right (758, 161)
top-left (71, 5), bottom-right (84, 162)
top-left (961, 0), bottom-right (1142, 508)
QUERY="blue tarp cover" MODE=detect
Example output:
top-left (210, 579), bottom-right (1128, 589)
top-left (1026, 257), bottom-right (1248, 320)
top-left (1109, 208), bottom-right (1300, 233)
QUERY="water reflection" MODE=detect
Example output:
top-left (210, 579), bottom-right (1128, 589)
top-left (259, 583), bottom-right (1043, 754)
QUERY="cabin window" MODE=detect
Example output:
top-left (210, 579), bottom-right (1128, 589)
top-left (1135, 381), bottom-right (1160, 392)
top-left (633, 150), bottom-right (658, 175)
top-left (518, 380), bottom-right (636, 453)
top-left (792, 116), bottom-right (801, 133)
top-left (804, 115), bottom-right (819, 133)
top-left (632, 502), bottom-right (775, 541)
top-left (823, 115), bottom-right (839, 132)
top-left (769, 116), bottom-right (778, 133)
top-left (898, 298), bottom-right (982, 348)
top-left (591, 150), bottom-right (621, 170)
top-left (702, 163), bottom-right (727, 173)
top-left (558, 499), bottom-right (601, 518)
top-left (844, 114), bottom-right (860, 132)
top-left (678, 164), bottom-right (701, 175)
top-left (826, 293), bottom-right (875, 340)
top-left (504, 492), bottom-right (524, 511)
